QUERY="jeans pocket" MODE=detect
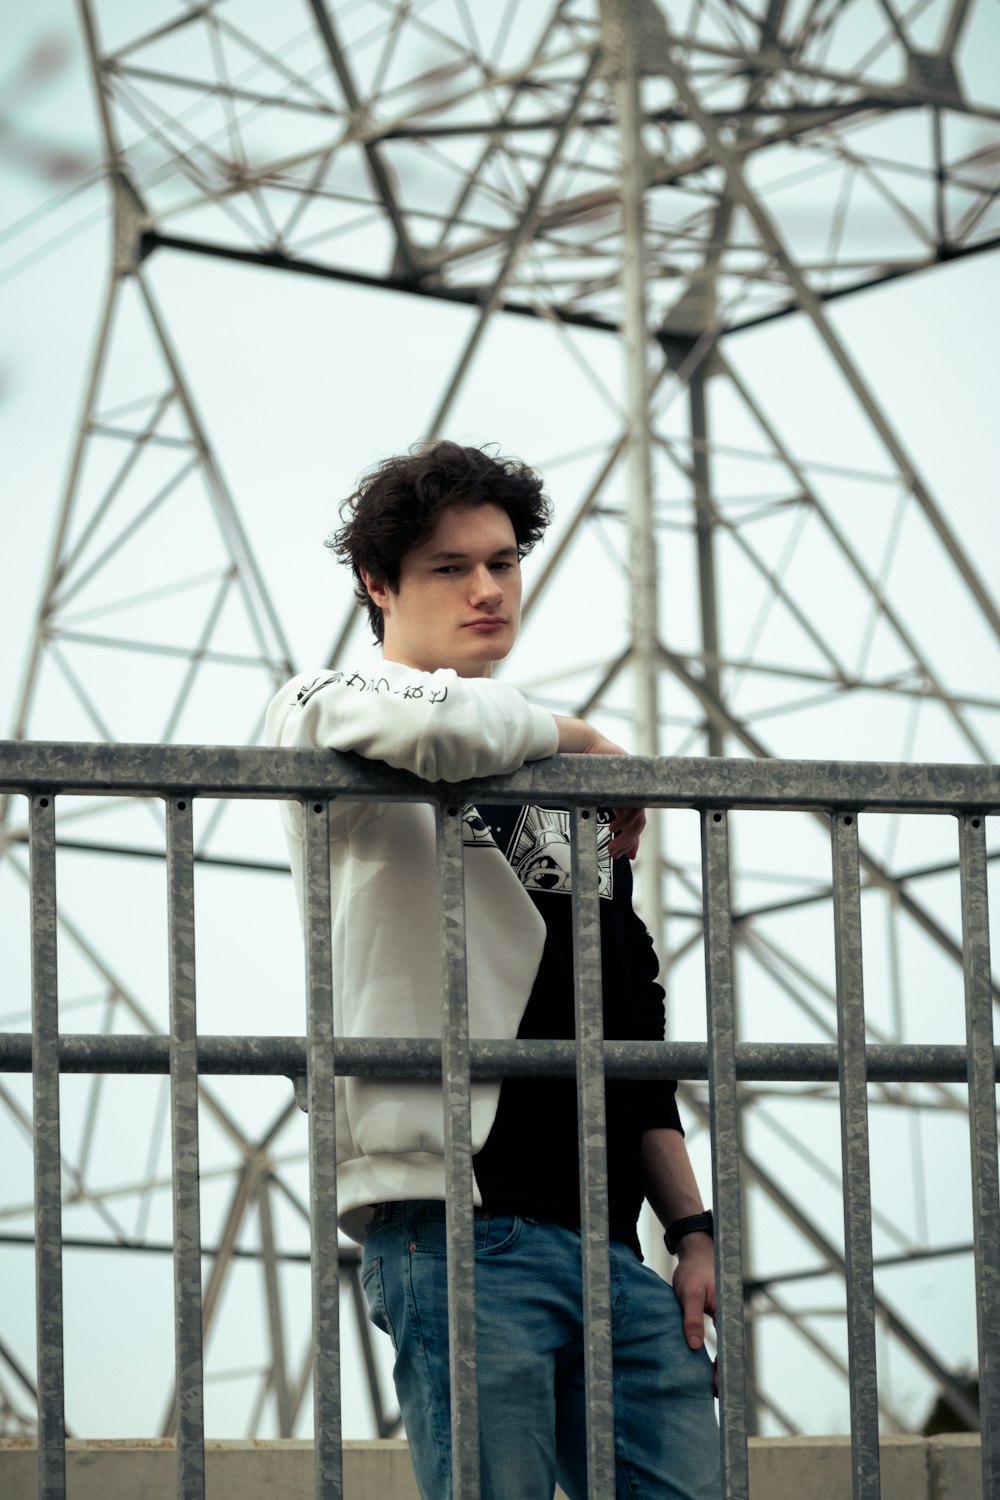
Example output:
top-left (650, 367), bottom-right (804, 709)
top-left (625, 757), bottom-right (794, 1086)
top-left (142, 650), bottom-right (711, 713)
top-left (474, 1213), bottom-right (524, 1256)
top-left (361, 1254), bottom-right (397, 1349)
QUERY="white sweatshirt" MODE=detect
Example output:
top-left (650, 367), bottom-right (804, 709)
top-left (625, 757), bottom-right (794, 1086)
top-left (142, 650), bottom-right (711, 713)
top-left (264, 660), bottom-right (560, 1241)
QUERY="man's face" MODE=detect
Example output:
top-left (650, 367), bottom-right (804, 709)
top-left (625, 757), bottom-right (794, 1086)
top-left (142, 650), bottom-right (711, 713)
top-left (364, 503), bottom-right (523, 678)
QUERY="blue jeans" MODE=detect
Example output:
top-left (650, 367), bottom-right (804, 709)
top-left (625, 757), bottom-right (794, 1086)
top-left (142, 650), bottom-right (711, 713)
top-left (361, 1200), bottom-right (722, 1500)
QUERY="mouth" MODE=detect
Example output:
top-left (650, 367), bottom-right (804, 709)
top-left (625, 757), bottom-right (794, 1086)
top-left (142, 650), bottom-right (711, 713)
top-left (464, 619), bottom-right (507, 631)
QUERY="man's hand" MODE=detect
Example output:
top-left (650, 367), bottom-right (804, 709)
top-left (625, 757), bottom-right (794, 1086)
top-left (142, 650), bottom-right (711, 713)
top-left (607, 803), bottom-right (645, 860)
top-left (552, 717), bottom-right (647, 859)
top-left (671, 1233), bottom-right (718, 1394)
top-left (671, 1233), bottom-right (716, 1348)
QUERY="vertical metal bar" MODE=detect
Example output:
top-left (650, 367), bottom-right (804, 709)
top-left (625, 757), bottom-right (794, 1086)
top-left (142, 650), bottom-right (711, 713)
top-left (689, 366), bottom-right (723, 761)
top-left (166, 796), bottom-right (205, 1500)
top-left (30, 792), bottom-right (66, 1500)
top-left (614, 0), bottom-right (666, 973)
top-left (700, 809), bottom-right (749, 1499)
top-left (831, 812), bottom-right (881, 1500)
top-left (569, 807), bottom-right (615, 1499)
top-left (256, 1175), bottom-right (294, 1435)
top-left (958, 812), bottom-right (1000, 1495)
top-left (302, 798), bottom-right (343, 1500)
top-left (436, 800), bottom-right (480, 1500)
top-left (617, 1), bottom-right (658, 754)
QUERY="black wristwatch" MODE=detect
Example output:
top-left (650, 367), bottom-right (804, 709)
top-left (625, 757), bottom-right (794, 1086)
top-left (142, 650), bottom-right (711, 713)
top-left (664, 1210), bottom-right (714, 1256)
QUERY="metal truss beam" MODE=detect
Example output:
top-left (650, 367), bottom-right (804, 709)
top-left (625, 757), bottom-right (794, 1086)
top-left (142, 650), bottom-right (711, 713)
top-left (654, 21), bottom-right (1000, 649)
top-left (306, 0), bottom-right (419, 280)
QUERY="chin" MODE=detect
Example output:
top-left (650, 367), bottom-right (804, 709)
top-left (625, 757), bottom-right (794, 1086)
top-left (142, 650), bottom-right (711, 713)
top-left (474, 641), bottom-right (512, 663)
top-left (462, 631), bottom-right (511, 654)
top-left (456, 636), bottom-right (513, 676)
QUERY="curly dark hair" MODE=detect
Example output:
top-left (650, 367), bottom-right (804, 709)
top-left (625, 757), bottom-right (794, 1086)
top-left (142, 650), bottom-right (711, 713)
top-left (327, 440), bottom-right (552, 644)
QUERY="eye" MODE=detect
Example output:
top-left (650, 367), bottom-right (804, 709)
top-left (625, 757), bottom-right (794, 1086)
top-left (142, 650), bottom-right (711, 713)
top-left (434, 565), bottom-right (460, 574)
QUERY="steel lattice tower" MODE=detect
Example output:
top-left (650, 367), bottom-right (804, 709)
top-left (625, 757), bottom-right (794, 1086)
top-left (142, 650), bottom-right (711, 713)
top-left (1, 0), bottom-right (997, 1442)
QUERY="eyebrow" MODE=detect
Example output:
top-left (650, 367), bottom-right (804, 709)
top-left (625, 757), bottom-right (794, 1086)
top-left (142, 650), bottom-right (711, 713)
top-left (426, 546), bottom-right (519, 561)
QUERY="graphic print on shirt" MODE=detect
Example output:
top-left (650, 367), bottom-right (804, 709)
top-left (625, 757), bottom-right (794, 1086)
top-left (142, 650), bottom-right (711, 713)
top-left (293, 671), bottom-right (449, 708)
top-left (461, 805), bottom-right (496, 848)
top-left (464, 804), bottom-right (613, 900)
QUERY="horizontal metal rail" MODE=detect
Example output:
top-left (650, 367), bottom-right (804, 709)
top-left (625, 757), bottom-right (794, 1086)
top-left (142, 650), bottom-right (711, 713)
top-left (1, 739), bottom-right (998, 813)
top-left (3, 743), bottom-right (996, 1500)
top-left (2, 1034), bottom-right (997, 1081)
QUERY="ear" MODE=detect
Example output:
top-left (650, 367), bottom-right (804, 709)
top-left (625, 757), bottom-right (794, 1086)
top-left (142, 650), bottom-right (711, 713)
top-left (360, 570), bottom-right (391, 611)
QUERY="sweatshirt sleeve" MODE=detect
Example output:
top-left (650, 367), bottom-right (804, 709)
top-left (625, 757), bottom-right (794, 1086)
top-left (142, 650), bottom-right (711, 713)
top-left (265, 662), bottom-right (559, 782)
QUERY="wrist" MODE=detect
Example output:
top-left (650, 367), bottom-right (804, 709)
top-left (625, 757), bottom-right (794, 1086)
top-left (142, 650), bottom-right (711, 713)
top-left (553, 715), bottom-right (593, 753)
top-left (674, 1231), bottom-right (714, 1259)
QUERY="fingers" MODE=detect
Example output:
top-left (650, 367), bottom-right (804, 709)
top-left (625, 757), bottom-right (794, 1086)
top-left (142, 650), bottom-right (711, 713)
top-left (609, 807), bottom-right (646, 860)
top-left (583, 733), bottom-right (629, 757)
top-left (684, 1306), bottom-right (707, 1350)
top-left (671, 1273), bottom-right (715, 1388)
top-left (679, 1284), bottom-right (709, 1351)
top-left (609, 829), bottom-right (640, 860)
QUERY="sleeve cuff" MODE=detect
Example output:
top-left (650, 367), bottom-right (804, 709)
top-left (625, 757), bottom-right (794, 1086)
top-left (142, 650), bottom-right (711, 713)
top-left (526, 705), bottom-right (560, 761)
top-left (638, 1083), bottom-right (683, 1137)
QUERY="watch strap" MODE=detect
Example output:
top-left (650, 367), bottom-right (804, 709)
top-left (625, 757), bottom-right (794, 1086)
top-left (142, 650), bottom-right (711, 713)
top-left (664, 1209), bottom-right (714, 1255)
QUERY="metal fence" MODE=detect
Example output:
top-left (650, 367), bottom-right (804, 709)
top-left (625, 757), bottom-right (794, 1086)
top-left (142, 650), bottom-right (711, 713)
top-left (0, 741), bottom-right (997, 1500)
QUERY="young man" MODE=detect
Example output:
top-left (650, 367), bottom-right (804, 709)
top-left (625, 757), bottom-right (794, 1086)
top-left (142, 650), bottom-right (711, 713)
top-left (266, 441), bottom-right (721, 1500)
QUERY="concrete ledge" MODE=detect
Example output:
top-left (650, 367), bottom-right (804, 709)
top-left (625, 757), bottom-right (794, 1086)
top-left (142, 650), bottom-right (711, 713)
top-left (0, 1434), bottom-right (983, 1498)
top-left (745, 1435), bottom-right (981, 1499)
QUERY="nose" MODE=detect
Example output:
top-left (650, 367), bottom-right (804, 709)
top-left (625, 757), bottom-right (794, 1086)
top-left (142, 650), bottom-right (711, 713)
top-left (469, 565), bottom-right (503, 606)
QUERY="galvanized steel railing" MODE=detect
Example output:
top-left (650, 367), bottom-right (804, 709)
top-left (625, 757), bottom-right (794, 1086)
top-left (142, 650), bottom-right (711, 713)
top-left (0, 741), bottom-right (998, 1500)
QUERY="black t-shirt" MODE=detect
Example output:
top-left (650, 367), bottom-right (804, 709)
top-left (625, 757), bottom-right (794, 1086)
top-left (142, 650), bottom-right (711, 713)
top-left (470, 804), bottom-right (682, 1257)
